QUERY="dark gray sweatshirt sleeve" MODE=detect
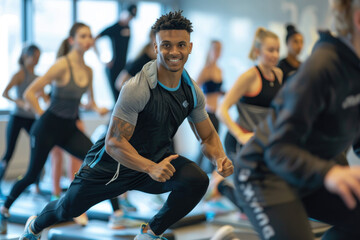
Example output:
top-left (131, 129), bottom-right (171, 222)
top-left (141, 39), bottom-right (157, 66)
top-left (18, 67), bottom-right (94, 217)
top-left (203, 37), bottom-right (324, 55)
top-left (263, 53), bottom-right (337, 189)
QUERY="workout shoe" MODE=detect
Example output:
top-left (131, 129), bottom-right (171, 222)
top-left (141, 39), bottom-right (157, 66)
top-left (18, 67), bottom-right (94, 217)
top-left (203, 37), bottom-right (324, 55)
top-left (19, 215), bottom-right (41, 240)
top-left (108, 213), bottom-right (126, 229)
top-left (0, 211), bottom-right (9, 235)
top-left (73, 212), bottom-right (88, 226)
top-left (50, 195), bottom-right (60, 202)
top-left (120, 198), bottom-right (137, 212)
top-left (134, 223), bottom-right (168, 240)
top-left (210, 225), bottom-right (240, 240)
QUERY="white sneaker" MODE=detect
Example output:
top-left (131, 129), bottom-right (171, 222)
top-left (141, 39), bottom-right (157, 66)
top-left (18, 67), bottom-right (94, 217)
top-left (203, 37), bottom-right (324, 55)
top-left (73, 212), bottom-right (88, 226)
top-left (108, 212), bottom-right (126, 229)
top-left (211, 225), bottom-right (240, 240)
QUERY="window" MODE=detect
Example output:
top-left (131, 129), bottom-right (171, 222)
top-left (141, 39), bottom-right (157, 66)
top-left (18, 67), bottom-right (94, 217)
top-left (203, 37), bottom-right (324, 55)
top-left (0, 0), bottom-right (163, 111)
top-left (0, 0), bottom-right (21, 110)
top-left (127, 2), bottom-right (162, 61)
top-left (77, 0), bottom-right (118, 109)
top-left (77, 1), bottom-right (161, 108)
top-left (33, 0), bottom-right (72, 75)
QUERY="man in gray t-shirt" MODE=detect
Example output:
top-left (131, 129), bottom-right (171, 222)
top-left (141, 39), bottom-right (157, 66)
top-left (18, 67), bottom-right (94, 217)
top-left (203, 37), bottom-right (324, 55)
top-left (18, 11), bottom-right (233, 240)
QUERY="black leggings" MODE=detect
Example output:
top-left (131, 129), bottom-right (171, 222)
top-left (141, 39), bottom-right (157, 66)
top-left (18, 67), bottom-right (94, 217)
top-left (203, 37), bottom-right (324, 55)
top-left (4, 111), bottom-right (93, 209)
top-left (32, 156), bottom-right (209, 235)
top-left (0, 115), bottom-right (39, 185)
top-left (195, 112), bottom-right (219, 173)
top-left (239, 185), bottom-right (360, 240)
top-left (1, 115), bottom-right (34, 163)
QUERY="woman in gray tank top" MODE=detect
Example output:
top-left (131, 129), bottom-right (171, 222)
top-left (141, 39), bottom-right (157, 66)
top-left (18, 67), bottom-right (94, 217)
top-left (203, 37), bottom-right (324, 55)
top-left (0, 44), bottom-right (43, 201)
top-left (0, 23), bottom-right (109, 233)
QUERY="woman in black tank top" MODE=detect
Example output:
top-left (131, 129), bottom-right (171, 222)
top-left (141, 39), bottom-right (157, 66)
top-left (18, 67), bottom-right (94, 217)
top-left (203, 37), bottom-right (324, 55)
top-left (218, 27), bottom-right (282, 156)
top-left (278, 24), bottom-right (304, 84)
top-left (213, 27), bottom-right (283, 217)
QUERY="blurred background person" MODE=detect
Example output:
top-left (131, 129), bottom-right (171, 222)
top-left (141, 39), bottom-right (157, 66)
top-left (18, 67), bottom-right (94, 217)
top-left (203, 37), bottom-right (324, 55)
top-left (278, 24), bottom-right (304, 84)
top-left (0, 44), bottom-right (44, 201)
top-left (94, 4), bottom-right (137, 103)
top-left (115, 29), bottom-right (156, 91)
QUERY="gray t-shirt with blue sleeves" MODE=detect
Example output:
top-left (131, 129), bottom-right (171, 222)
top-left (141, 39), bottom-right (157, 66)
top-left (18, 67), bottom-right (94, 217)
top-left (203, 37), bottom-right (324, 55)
top-left (112, 60), bottom-right (208, 126)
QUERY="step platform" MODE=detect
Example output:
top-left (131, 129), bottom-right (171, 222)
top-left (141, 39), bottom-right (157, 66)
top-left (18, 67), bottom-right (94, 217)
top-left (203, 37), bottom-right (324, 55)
top-left (0, 222), bottom-right (25, 240)
top-left (47, 220), bottom-right (175, 240)
top-left (211, 212), bottom-right (331, 237)
top-left (5, 192), bottom-right (49, 225)
top-left (87, 200), bottom-right (209, 229)
top-left (87, 195), bottom-right (236, 229)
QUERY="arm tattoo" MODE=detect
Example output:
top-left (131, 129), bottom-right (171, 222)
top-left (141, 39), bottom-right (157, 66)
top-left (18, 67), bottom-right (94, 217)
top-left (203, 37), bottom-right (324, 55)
top-left (110, 117), bottom-right (135, 142)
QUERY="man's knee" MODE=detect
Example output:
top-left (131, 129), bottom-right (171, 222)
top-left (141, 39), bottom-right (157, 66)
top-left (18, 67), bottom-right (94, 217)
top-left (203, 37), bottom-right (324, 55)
top-left (194, 169), bottom-right (209, 188)
top-left (182, 164), bottom-right (209, 190)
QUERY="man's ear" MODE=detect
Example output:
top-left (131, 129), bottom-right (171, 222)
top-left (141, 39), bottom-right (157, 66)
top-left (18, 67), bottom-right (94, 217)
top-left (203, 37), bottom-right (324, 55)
top-left (353, 9), bottom-right (360, 33)
top-left (153, 41), bottom-right (158, 54)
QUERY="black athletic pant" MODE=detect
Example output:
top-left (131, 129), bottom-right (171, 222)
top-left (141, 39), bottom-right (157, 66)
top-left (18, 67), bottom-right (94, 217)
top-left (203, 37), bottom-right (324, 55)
top-left (238, 184), bottom-right (360, 240)
top-left (217, 179), bottom-right (243, 211)
top-left (195, 112), bottom-right (219, 173)
top-left (0, 115), bottom-right (40, 187)
top-left (4, 111), bottom-right (93, 209)
top-left (218, 132), bottom-right (243, 210)
top-left (32, 156), bottom-right (209, 235)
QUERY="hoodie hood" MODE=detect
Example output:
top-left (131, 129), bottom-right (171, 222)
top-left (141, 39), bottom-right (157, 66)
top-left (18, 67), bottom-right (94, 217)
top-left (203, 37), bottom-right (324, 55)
top-left (313, 31), bottom-right (360, 68)
top-left (142, 60), bottom-right (158, 89)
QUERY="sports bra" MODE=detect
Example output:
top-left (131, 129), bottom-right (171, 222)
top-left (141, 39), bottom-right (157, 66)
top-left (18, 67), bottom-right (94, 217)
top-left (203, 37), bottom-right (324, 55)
top-left (240, 66), bottom-right (281, 107)
top-left (201, 80), bottom-right (222, 94)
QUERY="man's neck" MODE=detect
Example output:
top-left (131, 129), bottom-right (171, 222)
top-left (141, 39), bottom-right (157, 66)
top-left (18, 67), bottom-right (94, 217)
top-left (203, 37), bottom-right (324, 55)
top-left (157, 68), bottom-right (183, 88)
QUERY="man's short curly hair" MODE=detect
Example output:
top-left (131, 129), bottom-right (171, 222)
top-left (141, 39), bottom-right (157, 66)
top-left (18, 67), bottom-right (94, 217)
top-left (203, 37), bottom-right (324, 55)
top-left (151, 10), bottom-right (193, 33)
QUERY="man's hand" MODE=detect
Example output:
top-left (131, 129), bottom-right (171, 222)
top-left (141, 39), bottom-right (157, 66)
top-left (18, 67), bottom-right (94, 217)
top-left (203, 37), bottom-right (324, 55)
top-left (216, 157), bottom-right (234, 177)
top-left (147, 154), bottom-right (178, 182)
top-left (324, 165), bottom-right (360, 209)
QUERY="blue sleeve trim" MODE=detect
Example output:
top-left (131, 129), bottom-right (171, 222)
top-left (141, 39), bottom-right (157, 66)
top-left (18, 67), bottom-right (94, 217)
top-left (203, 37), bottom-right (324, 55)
top-left (182, 70), bottom-right (197, 108)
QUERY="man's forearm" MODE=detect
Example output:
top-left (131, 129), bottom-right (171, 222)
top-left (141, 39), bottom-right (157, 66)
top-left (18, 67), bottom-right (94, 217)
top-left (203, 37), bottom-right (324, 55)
top-left (105, 137), bottom-right (156, 173)
top-left (201, 131), bottom-right (226, 163)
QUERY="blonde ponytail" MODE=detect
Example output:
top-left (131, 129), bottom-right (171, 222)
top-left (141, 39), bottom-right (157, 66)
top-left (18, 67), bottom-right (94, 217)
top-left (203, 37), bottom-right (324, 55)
top-left (248, 27), bottom-right (278, 61)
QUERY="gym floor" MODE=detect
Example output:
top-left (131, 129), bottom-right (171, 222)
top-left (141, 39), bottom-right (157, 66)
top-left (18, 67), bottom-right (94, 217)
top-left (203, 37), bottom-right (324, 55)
top-left (0, 180), bottom-right (324, 240)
